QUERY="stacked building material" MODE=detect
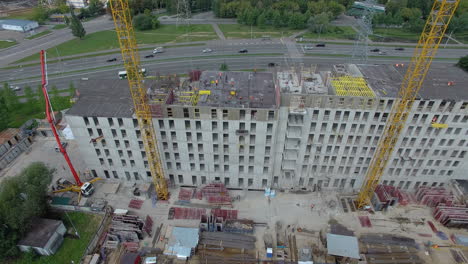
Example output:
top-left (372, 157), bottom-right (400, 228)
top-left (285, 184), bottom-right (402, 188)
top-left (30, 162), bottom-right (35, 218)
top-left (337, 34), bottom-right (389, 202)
top-left (199, 232), bottom-right (256, 250)
top-left (371, 185), bottom-right (398, 211)
top-left (178, 188), bottom-right (193, 202)
top-left (433, 205), bottom-right (468, 228)
top-left (212, 209), bottom-right (238, 220)
top-left (394, 188), bottom-right (416, 206)
top-left (224, 219), bottom-right (254, 234)
top-left (416, 187), bottom-right (454, 207)
top-left (360, 233), bottom-right (423, 264)
top-left (104, 214), bottom-right (145, 248)
top-left (169, 207), bottom-right (206, 220)
top-left (202, 183), bottom-right (232, 206)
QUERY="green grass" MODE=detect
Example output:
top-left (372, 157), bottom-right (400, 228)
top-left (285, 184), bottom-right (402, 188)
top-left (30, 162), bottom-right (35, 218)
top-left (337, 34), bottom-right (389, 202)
top-left (13, 212), bottom-right (102, 264)
top-left (14, 24), bottom-right (217, 63)
top-left (302, 26), bottom-right (357, 40)
top-left (26, 30), bottom-right (52, 40)
top-left (0, 40), bottom-right (17, 49)
top-left (371, 28), bottom-right (420, 43)
top-left (453, 31), bottom-right (468, 44)
top-left (219, 24), bottom-right (301, 39)
top-left (52, 24), bottom-right (68, 30)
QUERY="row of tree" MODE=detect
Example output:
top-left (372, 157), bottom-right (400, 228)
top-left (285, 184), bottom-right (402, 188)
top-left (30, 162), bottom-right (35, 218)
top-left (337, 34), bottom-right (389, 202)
top-left (0, 163), bottom-right (53, 259)
top-left (212, 0), bottom-right (348, 29)
top-left (373, 0), bottom-right (468, 34)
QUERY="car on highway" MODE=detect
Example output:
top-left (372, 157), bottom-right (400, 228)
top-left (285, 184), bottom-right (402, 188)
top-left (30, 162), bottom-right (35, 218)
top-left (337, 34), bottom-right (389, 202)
top-left (370, 48), bottom-right (380, 52)
top-left (9, 85), bottom-right (20, 91)
top-left (202, 48), bottom-right (213, 53)
top-left (106, 58), bottom-right (117, 62)
top-left (144, 54), bottom-right (154, 58)
top-left (153, 47), bottom-right (164, 54)
top-left (379, 51), bottom-right (387, 55)
top-left (315, 43), bottom-right (326, 47)
top-left (395, 47), bottom-right (405, 51)
top-left (304, 45), bottom-right (314, 50)
top-left (238, 49), bottom-right (248, 53)
top-left (268, 63), bottom-right (277, 67)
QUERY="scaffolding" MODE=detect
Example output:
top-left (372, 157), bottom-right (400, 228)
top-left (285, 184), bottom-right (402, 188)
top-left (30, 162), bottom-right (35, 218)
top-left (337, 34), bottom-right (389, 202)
top-left (331, 76), bottom-right (375, 97)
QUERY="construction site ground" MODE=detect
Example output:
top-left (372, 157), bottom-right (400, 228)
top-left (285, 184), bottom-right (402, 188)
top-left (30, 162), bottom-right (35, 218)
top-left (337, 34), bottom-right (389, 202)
top-left (2, 138), bottom-right (468, 263)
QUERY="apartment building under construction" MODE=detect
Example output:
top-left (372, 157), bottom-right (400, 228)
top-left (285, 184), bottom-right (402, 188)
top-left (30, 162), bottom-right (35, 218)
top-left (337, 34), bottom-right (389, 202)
top-left (65, 63), bottom-right (468, 191)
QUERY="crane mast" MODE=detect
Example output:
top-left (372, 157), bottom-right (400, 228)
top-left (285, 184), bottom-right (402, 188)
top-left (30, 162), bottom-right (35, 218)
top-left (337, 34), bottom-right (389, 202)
top-left (109, 0), bottom-right (168, 200)
top-left (356, 0), bottom-right (460, 209)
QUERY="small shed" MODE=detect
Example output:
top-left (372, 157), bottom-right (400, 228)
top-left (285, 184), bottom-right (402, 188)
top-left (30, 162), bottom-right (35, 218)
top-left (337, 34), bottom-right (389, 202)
top-left (326, 233), bottom-right (360, 259)
top-left (17, 218), bottom-right (67, 256)
top-left (0, 19), bottom-right (39, 32)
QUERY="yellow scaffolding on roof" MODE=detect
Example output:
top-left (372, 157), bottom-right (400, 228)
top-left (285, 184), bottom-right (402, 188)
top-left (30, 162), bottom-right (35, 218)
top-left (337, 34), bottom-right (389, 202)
top-left (331, 76), bottom-right (375, 97)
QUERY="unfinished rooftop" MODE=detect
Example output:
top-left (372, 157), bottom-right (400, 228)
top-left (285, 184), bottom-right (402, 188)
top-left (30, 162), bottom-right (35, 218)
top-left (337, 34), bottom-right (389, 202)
top-left (278, 63), bottom-right (468, 101)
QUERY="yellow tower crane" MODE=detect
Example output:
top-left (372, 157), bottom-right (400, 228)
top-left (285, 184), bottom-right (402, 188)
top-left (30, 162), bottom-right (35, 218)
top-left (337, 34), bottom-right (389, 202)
top-left (355, 0), bottom-right (460, 209)
top-left (109, 0), bottom-right (168, 200)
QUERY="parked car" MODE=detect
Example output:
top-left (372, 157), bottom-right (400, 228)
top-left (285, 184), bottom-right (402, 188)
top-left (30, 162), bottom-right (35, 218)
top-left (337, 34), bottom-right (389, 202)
top-left (304, 45), bottom-right (314, 50)
top-left (144, 54), bottom-right (154, 58)
top-left (315, 43), bottom-right (326, 47)
top-left (395, 47), bottom-right (405, 51)
top-left (238, 49), bottom-right (248, 53)
top-left (268, 62), bottom-right (277, 67)
top-left (153, 47), bottom-right (164, 54)
top-left (202, 48), bottom-right (213, 53)
top-left (370, 48), bottom-right (380, 52)
top-left (106, 58), bottom-right (117, 62)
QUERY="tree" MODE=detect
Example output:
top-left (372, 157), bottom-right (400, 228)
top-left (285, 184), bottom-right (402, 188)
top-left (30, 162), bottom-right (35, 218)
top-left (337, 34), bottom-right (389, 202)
top-left (0, 163), bottom-right (53, 259)
top-left (30, 6), bottom-right (49, 24)
top-left (288, 13), bottom-right (307, 29)
top-left (308, 12), bottom-right (331, 33)
top-left (1, 83), bottom-right (19, 110)
top-left (449, 13), bottom-right (468, 34)
top-left (404, 17), bottom-right (424, 33)
top-left (88, 0), bottom-right (105, 17)
top-left (24, 86), bottom-right (37, 106)
top-left (133, 13), bottom-right (154, 30)
top-left (219, 63), bottom-right (229, 71)
top-left (257, 12), bottom-right (267, 28)
top-left (0, 97), bottom-right (9, 131)
top-left (327, 1), bottom-right (345, 18)
top-left (70, 9), bottom-right (86, 39)
top-left (400, 7), bottom-right (422, 22)
top-left (457, 55), bottom-right (468, 71)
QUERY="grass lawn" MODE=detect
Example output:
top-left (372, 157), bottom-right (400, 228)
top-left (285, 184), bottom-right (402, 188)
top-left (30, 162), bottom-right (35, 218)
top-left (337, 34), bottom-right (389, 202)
top-left (52, 24), bottom-right (68, 30)
top-left (2, 85), bottom-right (75, 128)
top-left (219, 24), bottom-right (301, 39)
top-left (454, 31), bottom-right (468, 44)
top-left (0, 40), bottom-right (17, 49)
top-left (302, 26), bottom-right (356, 40)
top-left (26, 30), bottom-right (52, 40)
top-left (371, 28), bottom-right (420, 43)
top-left (15, 24), bottom-right (218, 63)
top-left (13, 212), bottom-right (103, 264)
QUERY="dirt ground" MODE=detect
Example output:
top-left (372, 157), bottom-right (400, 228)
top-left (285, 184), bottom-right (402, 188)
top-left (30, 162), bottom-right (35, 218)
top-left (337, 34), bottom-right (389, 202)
top-left (3, 137), bottom-right (468, 264)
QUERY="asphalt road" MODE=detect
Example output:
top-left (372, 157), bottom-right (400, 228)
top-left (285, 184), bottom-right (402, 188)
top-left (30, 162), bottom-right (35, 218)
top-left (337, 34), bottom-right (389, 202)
top-left (2, 39), bottom-right (464, 85)
top-left (6, 49), bottom-right (460, 98)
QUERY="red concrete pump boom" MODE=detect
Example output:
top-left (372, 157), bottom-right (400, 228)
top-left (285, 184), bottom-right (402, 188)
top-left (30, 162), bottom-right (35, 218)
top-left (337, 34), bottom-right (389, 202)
top-left (40, 50), bottom-right (82, 186)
